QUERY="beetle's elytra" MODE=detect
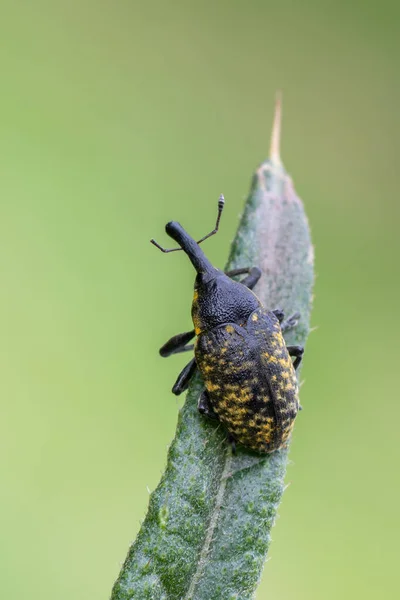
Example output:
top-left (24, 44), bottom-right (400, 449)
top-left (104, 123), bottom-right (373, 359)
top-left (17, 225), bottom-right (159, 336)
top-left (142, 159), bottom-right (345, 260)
top-left (151, 196), bottom-right (304, 453)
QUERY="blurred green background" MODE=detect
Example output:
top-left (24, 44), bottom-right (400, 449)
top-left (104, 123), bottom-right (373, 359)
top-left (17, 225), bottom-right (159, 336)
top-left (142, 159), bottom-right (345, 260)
top-left (1, 1), bottom-right (399, 598)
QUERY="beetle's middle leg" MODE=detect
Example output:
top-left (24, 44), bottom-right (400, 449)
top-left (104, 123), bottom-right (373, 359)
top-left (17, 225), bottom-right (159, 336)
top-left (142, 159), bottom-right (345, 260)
top-left (225, 266), bottom-right (262, 290)
top-left (287, 345), bottom-right (304, 370)
top-left (272, 309), bottom-right (301, 333)
top-left (172, 357), bottom-right (197, 395)
top-left (160, 330), bottom-right (195, 357)
top-left (280, 312), bottom-right (301, 333)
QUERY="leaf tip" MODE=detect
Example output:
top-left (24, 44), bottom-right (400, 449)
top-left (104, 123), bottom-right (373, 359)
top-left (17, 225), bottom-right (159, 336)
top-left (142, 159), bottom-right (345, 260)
top-left (269, 91), bottom-right (282, 167)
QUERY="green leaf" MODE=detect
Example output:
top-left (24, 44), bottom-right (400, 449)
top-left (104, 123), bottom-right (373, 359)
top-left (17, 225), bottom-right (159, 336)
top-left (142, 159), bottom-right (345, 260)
top-left (111, 98), bottom-right (314, 600)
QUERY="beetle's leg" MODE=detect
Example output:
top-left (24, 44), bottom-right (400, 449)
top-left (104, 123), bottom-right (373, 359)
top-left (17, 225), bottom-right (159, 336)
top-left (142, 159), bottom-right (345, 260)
top-left (272, 308), bottom-right (285, 322)
top-left (273, 310), bottom-right (301, 329)
top-left (287, 345), bottom-right (304, 370)
top-left (225, 266), bottom-right (262, 290)
top-left (197, 390), bottom-right (219, 420)
top-left (225, 267), bottom-right (252, 277)
top-left (160, 330), bottom-right (195, 357)
top-left (281, 312), bottom-right (301, 333)
top-left (198, 390), bottom-right (237, 453)
top-left (172, 358), bottom-right (197, 395)
top-left (227, 433), bottom-right (237, 455)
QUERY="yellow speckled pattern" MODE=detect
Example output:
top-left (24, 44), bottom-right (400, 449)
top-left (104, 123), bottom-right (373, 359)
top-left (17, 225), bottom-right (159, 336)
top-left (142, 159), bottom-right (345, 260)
top-left (195, 307), bottom-right (299, 452)
top-left (192, 290), bottom-right (202, 336)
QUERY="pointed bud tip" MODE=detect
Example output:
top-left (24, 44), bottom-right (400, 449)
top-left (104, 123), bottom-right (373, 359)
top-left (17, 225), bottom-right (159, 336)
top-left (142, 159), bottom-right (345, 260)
top-left (269, 92), bottom-right (282, 166)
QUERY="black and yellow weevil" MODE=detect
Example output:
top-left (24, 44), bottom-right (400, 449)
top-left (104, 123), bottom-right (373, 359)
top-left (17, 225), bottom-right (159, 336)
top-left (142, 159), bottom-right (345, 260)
top-left (150, 196), bottom-right (304, 453)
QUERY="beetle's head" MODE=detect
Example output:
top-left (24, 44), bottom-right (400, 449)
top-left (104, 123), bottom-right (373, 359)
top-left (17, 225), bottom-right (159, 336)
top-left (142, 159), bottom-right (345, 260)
top-left (150, 195), bottom-right (225, 279)
top-left (163, 221), bottom-right (218, 278)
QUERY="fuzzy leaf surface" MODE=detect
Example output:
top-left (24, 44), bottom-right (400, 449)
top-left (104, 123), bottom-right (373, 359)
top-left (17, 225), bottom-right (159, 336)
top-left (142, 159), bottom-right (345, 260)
top-left (111, 153), bottom-right (314, 600)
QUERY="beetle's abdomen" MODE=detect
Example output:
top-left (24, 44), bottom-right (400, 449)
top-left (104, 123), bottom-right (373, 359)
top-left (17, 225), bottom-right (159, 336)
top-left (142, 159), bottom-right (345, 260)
top-left (195, 308), bottom-right (299, 453)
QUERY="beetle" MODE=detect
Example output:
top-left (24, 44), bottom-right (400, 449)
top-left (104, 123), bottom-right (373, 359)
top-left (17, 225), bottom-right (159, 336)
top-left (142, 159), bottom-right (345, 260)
top-left (150, 195), bottom-right (304, 453)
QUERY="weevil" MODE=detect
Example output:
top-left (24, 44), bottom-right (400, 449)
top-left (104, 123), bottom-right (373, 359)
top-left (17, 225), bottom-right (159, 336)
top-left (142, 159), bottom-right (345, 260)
top-left (151, 196), bottom-right (304, 453)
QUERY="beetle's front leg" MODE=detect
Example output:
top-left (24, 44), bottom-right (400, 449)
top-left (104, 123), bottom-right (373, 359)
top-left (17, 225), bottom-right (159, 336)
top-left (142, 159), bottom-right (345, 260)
top-left (225, 266), bottom-right (262, 290)
top-left (172, 358), bottom-right (197, 395)
top-left (160, 330), bottom-right (195, 357)
top-left (287, 345), bottom-right (304, 370)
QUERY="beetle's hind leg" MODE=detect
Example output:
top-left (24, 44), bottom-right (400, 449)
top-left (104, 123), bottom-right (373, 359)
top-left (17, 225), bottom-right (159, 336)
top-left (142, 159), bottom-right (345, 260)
top-left (287, 345), bottom-right (304, 370)
top-left (198, 390), bottom-right (219, 420)
top-left (172, 357), bottom-right (197, 395)
top-left (198, 393), bottom-right (238, 453)
top-left (227, 433), bottom-right (237, 455)
top-left (160, 329), bottom-right (195, 357)
top-left (225, 266), bottom-right (262, 290)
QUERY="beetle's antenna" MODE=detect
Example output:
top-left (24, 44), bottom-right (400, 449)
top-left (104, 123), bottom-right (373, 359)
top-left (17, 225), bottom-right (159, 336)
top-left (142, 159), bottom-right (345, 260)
top-left (150, 194), bottom-right (225, 252)
top-left (149, 239), bottom-right (181, 253)
top-left (196, 194), bottom-right (225, 244)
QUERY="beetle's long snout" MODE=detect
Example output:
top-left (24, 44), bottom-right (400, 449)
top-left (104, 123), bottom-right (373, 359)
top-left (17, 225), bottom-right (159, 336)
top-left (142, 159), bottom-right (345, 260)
top-left (165, 221), bottom-right (216, 276)
top-left (165, 221), bottom-right (185, 244)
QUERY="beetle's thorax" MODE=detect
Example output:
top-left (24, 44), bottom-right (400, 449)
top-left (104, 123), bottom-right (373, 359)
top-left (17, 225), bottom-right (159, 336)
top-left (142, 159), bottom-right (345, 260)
top-left (192, 272), bottom-right (260, 335)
